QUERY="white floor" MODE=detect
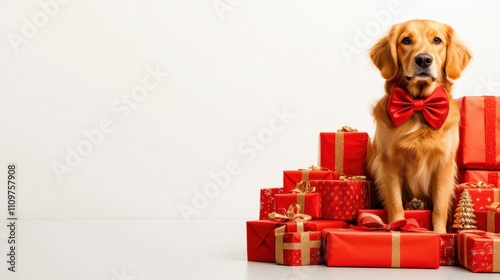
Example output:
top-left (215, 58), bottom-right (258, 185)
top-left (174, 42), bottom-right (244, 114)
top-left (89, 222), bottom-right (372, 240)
top-left (0, 218), bottom-right (497, 280)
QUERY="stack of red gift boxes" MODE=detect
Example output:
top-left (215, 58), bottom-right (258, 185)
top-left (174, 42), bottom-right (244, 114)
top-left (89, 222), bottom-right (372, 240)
top-left (246, 98), bottom-right (500, 272)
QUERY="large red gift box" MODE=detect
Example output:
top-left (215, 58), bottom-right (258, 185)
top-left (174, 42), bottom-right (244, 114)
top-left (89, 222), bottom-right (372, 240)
top-left (274, 193), bottom-right (321, 219)
top-left (318, 130), bottom-right (369, 177)
top-left (458, 170), bottom-right (500, 186)
top-left (357, 209), bottom-right (432, 230)
top-left (283, 168), bottom-right (337, 193)
top-left (311, 179), bottom-right (373, 221)
top-left (246, 220), bottom-right (350, 262)
top-left (456, 96), bottom-right (500, 170)
top-left (275, 226), bottom-right (321, 266)
top-left (259, 188), bottom-right (284, 220)
top-left (458, 230), bottom-right (500, 272)
top-left (454, 184), bottom-right (500, 211)
top-left (323, 228), bottom-right (440, 268)
top-left (475, 209), bottom-right (500, 233)
top-left (440, 233), bottom-right (458, 266)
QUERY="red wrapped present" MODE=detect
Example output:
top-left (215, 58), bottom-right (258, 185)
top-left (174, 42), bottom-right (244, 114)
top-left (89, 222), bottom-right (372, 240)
top-left (458, 170), bottom-right (500, 187)
top-left (440, 233), bottom-right (458, 266)
top-left (318, 127), bottom-right (369, 177)
top-left (323, 215), bottom-right (440, 268)
top-left (311, 178), bottom-right (374, 221)
top-left (458, 230), bottom-right (500, 272)
top-left (246, 208), bottom-right (350, 262)
top-left (475, 203), bottom-right (500, 233)
top-left (357, 209), bottom-right (432, 230)
top-left (456, 96), bottom-right (500, 170)
top-left (454, 182), bottom-right (500, 211)
top-left (275, 183), bottom-right (321, 219)
top-left (259, 187), bottom-right (284, 220)
top-left (283, 166), bottom-right (338, 193)
top-left (275, 224), bottom-right (321, 266)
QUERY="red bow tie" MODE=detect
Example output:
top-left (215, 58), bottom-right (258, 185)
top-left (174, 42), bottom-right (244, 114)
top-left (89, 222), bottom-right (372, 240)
top-left (388, 86), bottom-right (449, 130)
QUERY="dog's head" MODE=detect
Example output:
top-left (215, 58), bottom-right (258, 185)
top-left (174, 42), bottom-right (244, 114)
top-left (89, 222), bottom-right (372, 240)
top-left (370, 19), bottom-right (472, 96)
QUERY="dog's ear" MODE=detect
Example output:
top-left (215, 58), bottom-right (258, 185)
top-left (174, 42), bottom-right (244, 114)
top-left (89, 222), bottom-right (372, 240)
top-left (445, 25), bottom-right (472, 80)
top-left (370, 26), bottom-right (399, 80)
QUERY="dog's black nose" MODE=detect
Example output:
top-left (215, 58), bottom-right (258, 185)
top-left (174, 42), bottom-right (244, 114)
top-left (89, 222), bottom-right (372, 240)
top-left (415, 53), bottom-right (433, 68)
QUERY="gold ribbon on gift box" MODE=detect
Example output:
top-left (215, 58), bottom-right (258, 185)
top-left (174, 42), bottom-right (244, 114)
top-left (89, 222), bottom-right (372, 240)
top-left (272, 204), bottom-right (320, 266)
top-left (339, 174), bottom-right (367, 181)
top-left (457, 181), bottom-right (495, 189)
top-left (334, 126), bottom-right (357, 174)
top-left (289, 181), bottom-right (316, 214)
top-left (486, 202), bottom-right (500, 233)
top-left (460, 230), bottom-right (500, 272)
top-left (298, 165), bottom-right (330, 183)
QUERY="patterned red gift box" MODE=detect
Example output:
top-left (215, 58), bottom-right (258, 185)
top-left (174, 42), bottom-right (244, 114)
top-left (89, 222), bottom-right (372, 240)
top-left (246, 219), bottom-right (350, 262)
top-left (275, 225), bottom-right (321, 266)
top-left (454, 184), bottom-right (500, 211)
top-left (283, 168), bottom-right (338, 193)
top-left (440, 233), bottom-right (458, 266)
top-left (456, 96), bottom-right (500, 170)
top-left (259, 188), bottom-right (284, 220)
top-left (323, 228), bottom-right (440, 268)
top-left (458, 170), bottom-right (500, 187)
top-left (274, 193), bottom-right (321, 219)
top-left (475, 207), bottom-right (500, 233)
top-left (310, 179), bottom-right (373, 221)
top-left (357, 209), bottom-right (432, 230)
top-left (458, 230), bottom-right (500, 272)
top-left (318, 129), bottom-right (369, 177)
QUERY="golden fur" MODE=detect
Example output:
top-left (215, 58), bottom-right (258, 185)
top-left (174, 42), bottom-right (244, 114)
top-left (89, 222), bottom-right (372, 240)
top-left (368, 19), bottom-right (472, 233)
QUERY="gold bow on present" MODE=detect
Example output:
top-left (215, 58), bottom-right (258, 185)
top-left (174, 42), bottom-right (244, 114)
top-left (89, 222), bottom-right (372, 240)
top-left (337, 126), bottom-right (358, 132)
top-left (268, 204), bottom-right (312, 224)
top-left (457, 181), bottom-right (495, 189)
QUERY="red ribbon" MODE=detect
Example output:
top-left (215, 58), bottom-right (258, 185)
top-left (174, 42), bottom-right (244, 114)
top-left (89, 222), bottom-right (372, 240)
top-left (388, 86), bottom-right (449, 130)
top-left (353, 213), bottom-right (426, 231)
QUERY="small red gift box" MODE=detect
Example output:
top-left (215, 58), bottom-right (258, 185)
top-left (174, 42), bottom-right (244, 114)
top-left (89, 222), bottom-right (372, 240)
top-left (475, 205), bottom-right (500, 233)
top-left (440, 233), bottom-right (458, 266)
top-left (454, 183), bottom-right (500, 210)
top-left (283, 168), bottom-right (337, 193)
top-left (456, 96), bottom-right (500, 170)
top-left (311, 179), bottom-right (374, 221)
top-left (247, 219), bottom-right (350, 262)
top-left (259, 188), bottom-right (284, 220)
top-left (458, 170), bottom-right (500, 187)
top-left (275, 225), bottom-right (321, 266)
top-left (357, 209), bottom-right (432, 230)
top-left (274, 193), bottom-right (321, 219)
top-left (318, 129), bottom-right (369, 177)
top-left (458, 230), bottom-right (500, 272)
top-left (323, 228), bottom-right (440, 268)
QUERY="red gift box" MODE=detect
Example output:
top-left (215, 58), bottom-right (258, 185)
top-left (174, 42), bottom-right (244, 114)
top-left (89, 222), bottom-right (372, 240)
top-left (458, 170), bottom-right (500, 187)
top-left (318, 130), bottom-right (369, 177)
top-left (323, 228), bottom-right (440, 268)
top-left (275, 226), bottom-right (321, 266)
top-left (311, 179), bottom-right (374, 221)
top-left (283, 168), bottom-right (337, 193)
top-left (357, 209), bottom-right (432, 230)
top-left (475, 207), bottom-right (500, 233)
top-left (247, 219), bottom-right (350, 262)
top-left (454, 184), bottom-right (500, 211)
top-left (440, 233), bottom-right (458, 266)
top-left (458, 230), bottom-right (500, 272)
top-left (456, 96), bottom-right (500, 170)
top-left (259, 188), bottom-right (284, 220)
top-left (274, 193), bottom-right (321, 219)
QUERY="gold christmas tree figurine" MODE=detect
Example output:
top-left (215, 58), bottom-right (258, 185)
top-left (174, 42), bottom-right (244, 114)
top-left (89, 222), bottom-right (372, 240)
top-left (452, 189), bottom-right (477, 230)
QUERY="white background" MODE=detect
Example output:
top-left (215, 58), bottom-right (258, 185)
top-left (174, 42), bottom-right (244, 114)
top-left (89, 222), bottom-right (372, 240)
top-left (0, 0), bottom-right (499, 279)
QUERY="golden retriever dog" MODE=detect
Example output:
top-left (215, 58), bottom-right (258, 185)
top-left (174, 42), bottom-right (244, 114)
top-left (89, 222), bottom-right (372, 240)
top-left (368, 19), bottom-right (472, 233)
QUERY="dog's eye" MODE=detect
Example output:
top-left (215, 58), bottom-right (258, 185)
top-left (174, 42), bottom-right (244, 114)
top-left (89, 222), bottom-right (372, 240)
top-left (402, 37), bottom-right (412, 45)
top-left (433, 37), bottom-right (442, 44)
